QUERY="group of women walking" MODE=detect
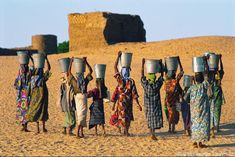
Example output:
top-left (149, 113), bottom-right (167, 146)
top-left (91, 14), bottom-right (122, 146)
top-left (15, 51), bottom-right (225, 148)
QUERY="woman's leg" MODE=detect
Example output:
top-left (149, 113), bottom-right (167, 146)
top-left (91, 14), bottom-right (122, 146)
top-left (211, 127), bottom-right (215, 138)
top-left (81, 126), bottom-right (84, 137)
top-left (42, 121), bottom-right (47, 132)
top-left (151, 129), bottom-right (157, 140)
top-left (77, 125), bottom-right (81, 137)
top-left (102, 124), bottom-right (106, 136)
top-left (95, 125), bottom-right (98, 136)
top-left (36, 122), bottom-right (40, 134)
top-left (24, 122), bottom-right (30, 132)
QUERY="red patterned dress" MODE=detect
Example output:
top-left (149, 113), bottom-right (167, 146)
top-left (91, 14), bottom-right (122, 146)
top-left (110, 73), bottom-right (139, 127)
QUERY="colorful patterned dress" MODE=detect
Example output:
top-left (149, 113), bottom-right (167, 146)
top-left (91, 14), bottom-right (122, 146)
top-left (164, 73), bottom-right (183, 124)
top-left (184, 81), bottom-right (210, 142)
top-left (88, 88), bottom-right (105, 129)
top-left (111, 73), bottom-right (139, 127)
top-left (141, 76), bottom-right (164, 129)
top-left (27, 69), bottom-right (51, 122)
top-left (14, 65), bottom-right (31, 125)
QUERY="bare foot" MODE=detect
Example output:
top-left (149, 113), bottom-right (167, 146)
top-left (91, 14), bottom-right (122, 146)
top-left (193, 142), bottom-right (198, 148)
top-left (151, 135), bottom-right (158, 141)
top-left (43, 128), bottom-right (48, 133)
top-left (24, 129), bottom-right (30, 132)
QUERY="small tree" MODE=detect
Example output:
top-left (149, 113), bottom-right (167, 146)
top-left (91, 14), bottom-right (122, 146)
top-left (57, 41), bottom-right (69, 53)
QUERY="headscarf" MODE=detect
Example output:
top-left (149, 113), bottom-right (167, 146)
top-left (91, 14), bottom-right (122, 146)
top-left (147, 73), bottom-right (156, 85)
top-left (76, 72), bottom-right (85, 92)
top-left (121, 67), bottom-right (130, 81)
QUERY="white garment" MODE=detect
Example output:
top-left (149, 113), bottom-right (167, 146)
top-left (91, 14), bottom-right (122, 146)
top-left (75, 93), bottom-right (88, 127)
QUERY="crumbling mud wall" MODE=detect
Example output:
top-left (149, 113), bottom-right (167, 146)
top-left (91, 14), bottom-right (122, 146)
top-left (68, 12), bottom-right (146, 51)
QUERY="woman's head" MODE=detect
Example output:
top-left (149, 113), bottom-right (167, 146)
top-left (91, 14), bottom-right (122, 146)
top-left (147, 73), bottom-right (156, 84)
top-left (121, 67), bottom-right (130, 81)
top-left (195, 72), bottom-right (204, 83)
top-left (20, 64), bottom-right (29, 74)
top-left (167, 70), bottom-right (176, 79)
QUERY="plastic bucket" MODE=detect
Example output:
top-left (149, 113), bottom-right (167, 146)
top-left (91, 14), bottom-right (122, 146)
top-left (192, 56), bottom-right (205, 72)
top-left (58, 58), bottom-right (70, 73)
top-left (32, 53), bottom-right (45, 68)
top-left (74, 58), bottom-right (86, 73)
top-left (165, 56), bottom-right (179, 71)
top-left (121, 52), bottom-right (132, 68)
top-left (94, 64), bottom-right (106, 78)
top-left (145, 59), bottom-right (161, 73)
top-left (183, 75), bottom-right (193, 87)
top-left (208, 53), bottom-right (219, 69)
top-left (17, 51), bottom-right (29, 65)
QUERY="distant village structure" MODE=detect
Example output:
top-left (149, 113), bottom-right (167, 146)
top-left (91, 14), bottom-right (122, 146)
top-left (68, 12), bottom-right (146, 51)
top-left (1, 11), bottom-right (146, 55)
top-left (0, 34), bottom-right (57, 55)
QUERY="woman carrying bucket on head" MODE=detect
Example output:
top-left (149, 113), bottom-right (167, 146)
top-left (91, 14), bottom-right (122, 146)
top-left (184, 56), bottom-right (211, 148)
top-left (164, 56), bottom-right (184, 133)
top-left (206, 53), bottom-right (225, 137)
top-left (27, 53), bottom-right (51, 134)
top-left (111, 51), bottom-right (142, 136)
top-left (73, 57), bottom-right (93, 138)
top-left (181, 75), bottom-right (193, 136)
top-left (14, 51), bottom-right (33, 132)
top-left (141, 58), bottom-right (164, 140)
top-left (87, 64), bottom-right (108, 136)
top-left (57, 57), bottom-right (78, 136)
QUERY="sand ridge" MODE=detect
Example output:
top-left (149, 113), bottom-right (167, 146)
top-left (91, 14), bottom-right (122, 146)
top-left (0, 36), bottom-right (235, 156)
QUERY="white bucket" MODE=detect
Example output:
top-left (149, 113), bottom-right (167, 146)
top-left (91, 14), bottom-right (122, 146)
top-left (32, 53), bottom-right (45, 68)
top-left (165, 56), bottom-right (179, 71)
top-left (94, 64), bottom-right (106, 78)
top-left (58, 58), bottom-right (70, 73)
top-left (121, 52), bottom-right (132, 68)
top-left (183, 75), bottom-right (193, 87)
top-left (17, 51), bottom-right (29, 65)
top-left (74, 58), bottom-right (86, 73)
top-left (192, 56), bottom-right (205, 72)
top-left (145, 59), bottom-right (161, 73)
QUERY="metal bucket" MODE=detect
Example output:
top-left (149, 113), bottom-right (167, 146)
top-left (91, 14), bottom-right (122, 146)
top-left (183, 75), bottom-right (193, 87)
top-left (145, 59), bottom-right (161, 73)
top-left (204, 52), bottom-right (215, 57)
top-left (17, 51), bottom-right (29, 64)
top-left (192, 56), bottom-right (205, 72)
top-left (121, 52), bottom-right (132, 68)
top-left (74, 58), bottom-right (86, 73)
top-left (165, 56), bottom-right (179, 71)
top-left (94, 64), bottom-right (106, 78)
top-left (32, 53), bottom-right (45, 68)
top-left (58, 58), bottom-right (70, 73)
top-left (208, 53), bottom-right (219, 69)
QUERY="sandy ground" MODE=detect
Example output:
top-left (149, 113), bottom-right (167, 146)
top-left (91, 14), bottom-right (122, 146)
top-left (0, 36), bottom-right (235, 156)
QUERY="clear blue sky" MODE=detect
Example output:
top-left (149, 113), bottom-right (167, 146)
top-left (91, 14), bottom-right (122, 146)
top-left (1, 0), bottom-right (235, 48)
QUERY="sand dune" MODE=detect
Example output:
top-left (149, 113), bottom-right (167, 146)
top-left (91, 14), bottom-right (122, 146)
top-left (0, 36), bottom-right (235, 156)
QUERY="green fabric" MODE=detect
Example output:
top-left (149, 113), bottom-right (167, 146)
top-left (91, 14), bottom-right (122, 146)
top-left (27, 70), bottom-right (51, 122)
top-left (147, 73), bottom-right (156, 85)
top-left (63, 111), bottom-right (76, 129)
